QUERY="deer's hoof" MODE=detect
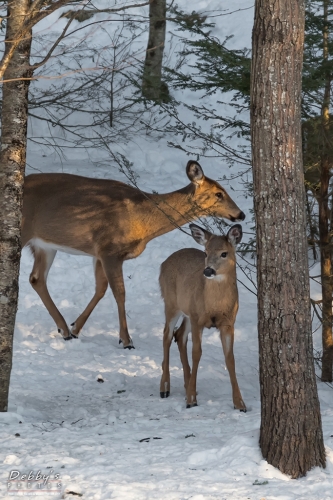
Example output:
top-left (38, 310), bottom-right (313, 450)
top-left (59, 328), bottom-right (72, 341)
top-left (234, 405), bottom-right (247, 413)
top-left (186, 402), bottom-right (198, 409)
top-left (70, 322), bottom-right (79, 338)
top-left (119, 338), bottom-right (135, 349)
top-left (160, 391), bottom-right (170, 398)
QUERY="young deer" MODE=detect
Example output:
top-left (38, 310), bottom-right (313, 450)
top-left (22, 161), bottom-right (245, 347)
top-left (159, 223), bottom-right (246, 411)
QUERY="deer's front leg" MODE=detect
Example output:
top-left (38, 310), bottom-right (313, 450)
top-left (101, 255), bottom-right (134, 349)
top-left (186, 322), bottom-right (202, 408)
top-left (220, 325), bottom-right (246, 411)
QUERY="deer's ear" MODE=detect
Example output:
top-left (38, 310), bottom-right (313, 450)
top-left (189, 224), bottom-right (211, 246)
top-left (186, 161), bottom-right (204, 184)
top-left (227, 224), bottom-right (243, 246)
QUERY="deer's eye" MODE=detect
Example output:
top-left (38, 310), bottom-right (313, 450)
top-left (215, 192), bottom-right (223, 199)
top-left (221, 252), bottom-right (228, 258)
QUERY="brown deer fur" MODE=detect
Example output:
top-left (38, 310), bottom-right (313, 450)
top-left (21, 161), bottom-right (245, 348)
top-left (159, 223), bottom-right (246, 410)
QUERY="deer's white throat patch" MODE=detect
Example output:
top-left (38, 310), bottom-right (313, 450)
top-left (205, 273), bottom-right (225, 282)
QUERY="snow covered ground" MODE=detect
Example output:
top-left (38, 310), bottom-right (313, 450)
top-left (1, 1), bottom-right (333, 499)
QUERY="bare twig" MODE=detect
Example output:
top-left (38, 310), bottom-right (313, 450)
top-left (0, 0), bottom-right (151, 80)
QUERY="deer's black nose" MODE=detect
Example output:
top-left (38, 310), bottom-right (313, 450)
top-left (238, 211), bottom-right (245, 221)
top-left (204, 267), bottom-right (216, 278)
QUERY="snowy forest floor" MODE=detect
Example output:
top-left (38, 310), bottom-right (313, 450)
top-left (0, 144), bottom-right (333, 500)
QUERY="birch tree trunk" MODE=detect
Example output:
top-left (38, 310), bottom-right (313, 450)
top-left (0, 0), bottom-right (33, 411)
top-left (251, 0), bottom-right (326, 477)
top-left (142, 0), bottom-right (167, 101)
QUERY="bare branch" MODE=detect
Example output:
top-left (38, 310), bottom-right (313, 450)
top-left (1, 55), bottom-right (144, 83)
top-left (0, 0), bottom-right (151, 81)
top-left (0, 0), bottom-right (76, 79)
top-left (62, 1), bottom-right (151, 18)
top-left (29, 10), bottom-right (75, 71)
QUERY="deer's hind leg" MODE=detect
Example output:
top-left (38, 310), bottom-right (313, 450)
top-left (71, 259), bottom-right (108, 338)
top-left (160, 307), bottom-right (182, 398)
top-left (29, 246), bottom-right (71, 340)
top-left (174, 316), bottom-right (191, 392)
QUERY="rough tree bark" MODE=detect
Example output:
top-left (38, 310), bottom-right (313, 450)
top-left (0, 0), bottom-right (33, 412)
top-left (251, 0), bottom-right (326, 478)
top-left (319, 0), bottom-right (333, 382)
top-left (142, 0), bottom-right (167, 101)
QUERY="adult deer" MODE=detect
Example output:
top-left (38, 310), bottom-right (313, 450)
top-left (21, 161), bottom-right (245, 348)
top-left (159, 223), bottom-right (246, 411)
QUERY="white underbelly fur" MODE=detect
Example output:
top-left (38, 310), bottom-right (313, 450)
top-left (28, 238), bottom-right (92, 257)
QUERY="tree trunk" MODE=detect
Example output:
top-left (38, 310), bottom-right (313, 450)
top-left (319, 0), bottom-right (333, 382)
top-left (251, 0), bottom-right (326, 478)
top-left (142, 0), bottom-right (168, 101)
top-left (0, 0), bottom-right (33, 411)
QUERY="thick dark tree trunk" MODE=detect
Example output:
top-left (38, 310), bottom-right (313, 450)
top-left (142, 0), bottom-right (167, 101)
top-left (319, 152), bottom-right (333, 382)
top-left (251, 0), bottom-right (326, 478)
top-left (319, 0), bottom-right (333, 382)
top-left (0, 0), bottom-right (33, 411)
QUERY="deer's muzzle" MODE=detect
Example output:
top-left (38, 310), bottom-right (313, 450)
top-left (204, 267), bottom-right (216, 278)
